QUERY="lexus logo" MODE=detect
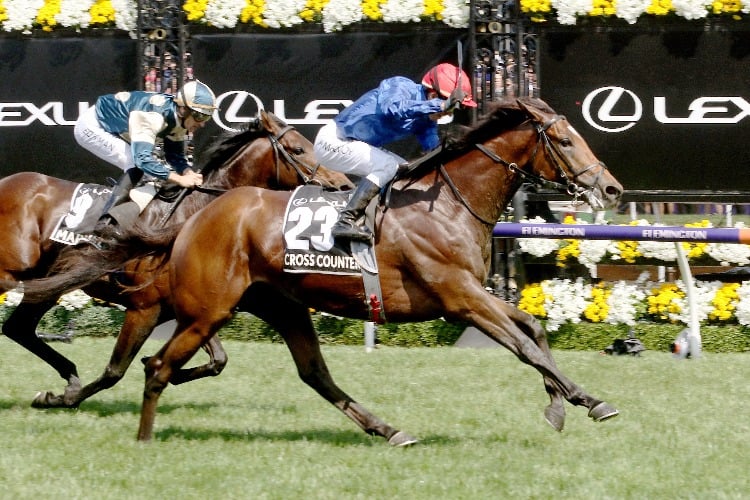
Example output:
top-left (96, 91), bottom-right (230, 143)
top-left (582, 86), bottom-right (750, 133)
top-left (582, 86), bottom-right (642, 133)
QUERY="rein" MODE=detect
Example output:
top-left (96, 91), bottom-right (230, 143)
top-left (157, 124), bottom-right (320, 227)
top-left (442, 114), bottom-right (607, 225)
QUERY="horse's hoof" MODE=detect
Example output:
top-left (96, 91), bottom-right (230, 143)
top-left (544, 405), bottom-right (565, 432)
top-left (588, 401), bottom-right (619, 422)
top-left (388, 431), bottom-right (418, 447)
top-left (31, 391), bottom-right (65, 408)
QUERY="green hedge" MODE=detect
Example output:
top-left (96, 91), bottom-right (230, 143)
top-left (7, 304), bottom-right (750, 353)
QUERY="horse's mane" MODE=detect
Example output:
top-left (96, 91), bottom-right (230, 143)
top-left (193, 118), bottom-right (265, 176)
top-left (443, 97), bottom-right (550, 152)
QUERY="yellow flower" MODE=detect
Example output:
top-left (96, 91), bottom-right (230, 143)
top-left (37, 0), bottom-right (61, 31)
top-left (90, 0), bottom-right (115, 26)
top-left (647, 283), bottom-right (684, 321)
top-left (423, 0), bottom-right (444, 20)
top-left (681, 220), bottom-right (710, 260)
top-left (584, 283), bottom-right (611, 322)
top-left (0, 0), bottom-right (7, 24)
top-left (589, 0), bottom-right (616, 17)
top-left (708, 282), bottom-right (740, 322)
top-left (518, 283), bottom-right (547, 318)
top-left (184, 0), bottom-right (209, 22)
top-left (363, 0), bottom-right (386, 21)
top-left (240, 0), bottom-right (267, 26)
top-left (645, 0), bottom-right (674, 15)
top-left (300, 0), bottom-right (329, 22)
top-left (520, 0), bottom-right (553, 16)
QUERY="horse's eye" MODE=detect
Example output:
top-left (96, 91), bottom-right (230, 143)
top-left (559, 138), bottom-right (573, 148)
top-left (293, 147), bottom-right (304, 155)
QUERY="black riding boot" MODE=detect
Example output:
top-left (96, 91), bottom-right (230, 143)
top-left (94, 168), bottom-right (143, 235)
top-left (331, 178), bottom-right (381, 242)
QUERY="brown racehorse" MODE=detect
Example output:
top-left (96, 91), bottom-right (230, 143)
top-left (132, 98), bottom-right (624, 444)
top-left (0, 110), bottom-right (352, 408)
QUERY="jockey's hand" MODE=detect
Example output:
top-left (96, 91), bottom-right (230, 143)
top-left (168, 170), bottom-right (203, 188)
top-left (443, 88), bottom-right (465, 114)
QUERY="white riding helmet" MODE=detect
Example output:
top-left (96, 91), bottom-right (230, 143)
top-left (174, 79), bottom-right (217, 115)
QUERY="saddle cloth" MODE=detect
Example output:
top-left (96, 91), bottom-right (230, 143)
top-left (282, 185), bottom-right (364, 275)
top-left (50, 183), bottom-right (112, 246)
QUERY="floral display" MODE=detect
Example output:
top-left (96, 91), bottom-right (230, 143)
top-left (514, 215), bottom-right (750, 329)
top-left (518, 277), bottom-right (750, 330)
top-left (1, 0), bottom-right (749, 35)
top-left (518, 216), bottom-right (750, 275)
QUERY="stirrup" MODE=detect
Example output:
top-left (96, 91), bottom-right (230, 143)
top-left (332, 221), bottom-right (372, 242)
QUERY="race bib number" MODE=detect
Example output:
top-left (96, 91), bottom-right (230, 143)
top-left (282, 185), bottom-right (361, 275)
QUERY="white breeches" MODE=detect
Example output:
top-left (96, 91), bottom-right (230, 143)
top-left (313, 121), bottom-right (404, 188)
top-left (74, 106), bottom-right (133, 172)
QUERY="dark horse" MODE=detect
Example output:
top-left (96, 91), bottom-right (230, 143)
top-left (0, 110), bottom-right (352, 408)
top-left (24, 98), bottom-right (624, 444)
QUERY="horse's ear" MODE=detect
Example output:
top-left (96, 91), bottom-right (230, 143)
top-left (516, 98), bottom-right (543, 123)
top-left (258, 109), bottom-right (271, 131)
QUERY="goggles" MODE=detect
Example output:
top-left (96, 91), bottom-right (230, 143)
top-left (190, 109), bottom-right (213, 122)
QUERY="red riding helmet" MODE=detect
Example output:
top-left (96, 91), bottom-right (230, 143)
top-left (422, 63), bottom-right (477, 108)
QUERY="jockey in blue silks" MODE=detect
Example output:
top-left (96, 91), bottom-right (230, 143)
top-left (313, 63), bottom-right (477, 243)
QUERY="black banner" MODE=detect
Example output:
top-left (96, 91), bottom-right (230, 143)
top-left (0, 36), bottom-right (138, 182)
top-left (539, 25), bottom-right (750, 193)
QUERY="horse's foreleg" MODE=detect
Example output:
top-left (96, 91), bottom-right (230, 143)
top-left (249, 290), bottom-right (417, 447)
top-left (138, 320), bottom-right (223, 441)
top-left (1, 301), bottom-right (82, 408)
top-left (168, 335), bottom-right (228, 385)
top-left (457, 287), bottom-right (618, 428)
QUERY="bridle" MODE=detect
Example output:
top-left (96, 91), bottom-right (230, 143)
top-left (266, 125), bottom-right (323, 187)
top-left (195, 124), bottom-right (322, 195)
top-left (474, 115), bottom-right (606, 209)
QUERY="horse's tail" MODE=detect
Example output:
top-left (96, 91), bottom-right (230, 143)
top-left (19, 220), bottom-right (183, 303)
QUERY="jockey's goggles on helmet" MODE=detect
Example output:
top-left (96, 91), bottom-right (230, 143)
top-left (190, 109), bottom-right (212, 122)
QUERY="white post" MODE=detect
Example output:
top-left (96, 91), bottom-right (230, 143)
top-left (364, 321), bottom-right (376, 352)
top-left (674, 242), bottom-right (701, 358)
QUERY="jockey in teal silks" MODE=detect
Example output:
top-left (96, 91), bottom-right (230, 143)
top-left (73, 79), bottom-right (216, 234)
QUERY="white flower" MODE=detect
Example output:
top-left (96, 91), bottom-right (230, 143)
top-left (671, 0), bottom-right (710, 19)
top-left (56, 0), bottom-right (95, 29)
top-left (3, 0), bottom-right (45, 32)
top-left (205, 0), bottom-right (246, 28)
top-left (381, 0), bottom-right (423, 23)
top-left (111, 0), bottom-right (137, 33)
top-left (616, 0), bottom-right (652, 23)
top-left (735, 282), bottom-right (750, 326)
top-left (541, 278), bottom-right (590, 331)
top-left (705, 242), bottom-right (750, 266)
top-left (606, 281), bottom-right (645, 326)
top-left (551, 0), bottom-right (592, 25)
top-left (58, 289), bottom-right (93, 311)
top-left (578, 238), bottom-right (611, 275)
top-left (322, 0), bottom-right (363, 32)
top-left (441, 0), bottom-right (470, 28)
top-left (263, 0), bottom-right (307, 28)
top-left (3, 290), bottom-right (23, 308)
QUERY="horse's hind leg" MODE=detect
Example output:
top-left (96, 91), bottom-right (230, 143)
top-left (168, 335), bottom-right (228, 385)
top-left (247, 286), bottom-right (417, 447)
top-left (1, 301), bottom-right (83, 408)
top-left (43, 306), bottom-right (164, 408)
